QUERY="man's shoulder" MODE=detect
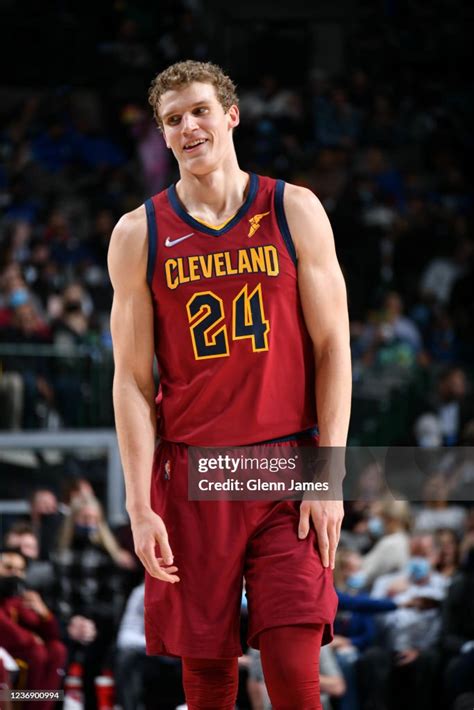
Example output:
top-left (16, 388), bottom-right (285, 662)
top-left (108, 205), bottom-right (148, 282)
top-left (113, 204), bottom-right (147, 243)
top-left (283, 182), bottom-right (321, 212)
top-left (281, 182), bottom-right (333, 259)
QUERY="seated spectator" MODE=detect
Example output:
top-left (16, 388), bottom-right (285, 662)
top-left (360, 542), bottom-right (446, 710)
top-left (115, 582), bottom-right (183, 710)
top-left (241, 643), bottom-right (345, 710)
top-left (414, 366), bottom-right (473, 446)
top-left (435, 528), bottom-right (461, 582)
top-left (53, 496), bottom-right (136, 710)
top-left (371, 532), bottom-right (447, 600)
top-left (441, 542), bottom-right (474, 708)
top-left (0, 548), bottom-right (67, 710)
top-left (4, 521), bottom-right (55, 607)
top-left (313, 85), bottom-right (361, 149)
top-left (414, 413), bottom-right (443, 447)
top-left (413, 473), bottom-right (466, 535)
top-left (333, 549), bottom-right (398, 710)
top-left (355, 291), bottom-right (422, 368)
top-left (420, 237), bottom-right (472, 307)
top-left (361, 499), bottom-right (411, 585)
top-left (0, 296), bottom-right (54, 428)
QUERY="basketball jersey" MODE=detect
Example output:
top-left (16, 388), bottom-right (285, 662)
top-left (145, 173), bottom-right (316, 446)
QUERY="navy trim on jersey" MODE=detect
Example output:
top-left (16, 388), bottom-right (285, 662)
top-left (145, 198), bottom-right (158, 287)
top-left (275, 180), bottom-right (297, 265)
top-left (167, 172), bottom-right (259, 237)
top-left (257, 427), bottom-right (319, 444)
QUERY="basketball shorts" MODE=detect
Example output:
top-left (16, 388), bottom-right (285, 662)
top-left (144, 437), bottom-right (338, 659)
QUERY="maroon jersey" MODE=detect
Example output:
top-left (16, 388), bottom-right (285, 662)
top-left (145, 173), bottom-right (316, 446)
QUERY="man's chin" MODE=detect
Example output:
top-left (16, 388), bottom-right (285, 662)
top-left (183, 158), bottom-right (218, 177)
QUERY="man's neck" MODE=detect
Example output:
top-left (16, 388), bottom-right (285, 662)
top-left (175, 159), bottom-right (249, 226)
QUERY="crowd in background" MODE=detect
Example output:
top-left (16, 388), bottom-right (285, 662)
top-left (0, 1), bottom-right (472, 438)
top-left (0, 0), bottom-right (473, 708)
top-left (1, 477), bottom-right (474, 709)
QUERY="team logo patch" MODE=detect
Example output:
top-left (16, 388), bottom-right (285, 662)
top-left (164, 460), bottom-right (171, 479)
top-left (248, 211), bottom-right (270, 237)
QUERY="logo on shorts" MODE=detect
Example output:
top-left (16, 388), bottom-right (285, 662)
top-left (164, 460), bottom-right (171, 480)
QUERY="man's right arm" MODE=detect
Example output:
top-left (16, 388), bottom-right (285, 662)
top-left (108, 208), bottom-right (179, 584)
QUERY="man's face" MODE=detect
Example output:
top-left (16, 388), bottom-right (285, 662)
top-left (160, 82), bottom-right (239, 176)
top-left (6, 533), bottom-right (39, 560)
top-left (0, 552), bottom-right (26, 578)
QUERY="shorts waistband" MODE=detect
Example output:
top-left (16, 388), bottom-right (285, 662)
top-left (255, 427), bottom-right (319, 445)
top-left (159, 427), bottom-right (319, 447)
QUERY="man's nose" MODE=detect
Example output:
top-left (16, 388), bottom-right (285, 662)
top-left (181, 113), bottom-right (198, 133)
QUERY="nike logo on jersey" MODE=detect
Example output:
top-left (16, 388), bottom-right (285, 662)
top-left (248, 211), bottom-right (270, 237)
top-left (165, 233), bottom-right (195, 247)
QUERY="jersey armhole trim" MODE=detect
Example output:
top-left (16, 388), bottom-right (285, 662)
top-left (145, 198), bottom-right (158, 288)
top-left (274, 180), bottom-right (297, 265)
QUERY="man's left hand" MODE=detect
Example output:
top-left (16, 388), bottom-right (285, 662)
top-left (298, 500), bottom-right (344, 568)
top-left (396, 649), bottom-right (420, 666)
top-left (22, 590), bottom-right (50, 619)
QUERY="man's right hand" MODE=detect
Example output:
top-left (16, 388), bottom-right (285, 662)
top-left (130, 508), bottom-right (180, 583)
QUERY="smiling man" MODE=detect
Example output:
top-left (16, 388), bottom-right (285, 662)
top-left (108, 60), bottom-right (351, 710)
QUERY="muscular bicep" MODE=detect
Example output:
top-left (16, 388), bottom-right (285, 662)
top-left (285, 185), bottom-right (349, 352)
top-left (108, 210), bottom-right (155, 390)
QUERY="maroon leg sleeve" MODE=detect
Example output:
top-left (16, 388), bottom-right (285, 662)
top-left (259, 624), bottom-right (324, 710)
top-left (182, 656), bottom-right (238, 710)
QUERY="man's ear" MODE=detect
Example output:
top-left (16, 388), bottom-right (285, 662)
top-left (227, 104), bottom-right (240, 130)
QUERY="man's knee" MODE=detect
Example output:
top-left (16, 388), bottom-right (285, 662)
top-left (45, 640), bottom-right (67, 669)
top-left (182, 657), bottom-right (238, 710)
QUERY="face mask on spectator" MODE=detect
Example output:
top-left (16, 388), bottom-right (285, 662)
top-left (407, 556), bottom-right (431, 582)
top-left (74, 524), bottom-right (98, 539)
top-left (346, 572), bottom-right (366, 591)
top-left (8, 289), bottom-right (29, 308)
top-left (64, 300), bottom-right (83, 314)
top-left (367, 516), bottom-right (384, 537)
top-left (0, 576), bottom-right (27, 598)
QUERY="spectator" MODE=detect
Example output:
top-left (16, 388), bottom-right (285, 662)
top-left (355, 291), bottom-right (422, 368)
top-left (441, 543), bottom-right (474, 707)
top-left (333, 548), bottom-right (398, 710)
top-left (416, 367), bottom-right (473, 446)
top-left (4, 522), bottom-right (55, 607)
top-left (420, 237), bottom-right (472, 306)
top-left (435, 528), bottom-right (461, 582)
top-left (361, 499), bottom-right (411, 585)
top-left (0, 297), bottom-right (54, 428)
top-left (371, 532), bottom-right (447, 600)
top-left (313, 85), bottom-right (361, 149)
top-left (413, 473), bottom-right (467, 535)
top-left (360, 545), bottom-right (446, 710)
top-left (53, 496), bottom-right (135, 710)
top-left (0, 548), bottom-right (67, 710)
top-left (115, 582), bottom-right (183, 710)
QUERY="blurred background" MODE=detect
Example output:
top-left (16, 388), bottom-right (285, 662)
top-left (0, 0), bottom-right (473, 708)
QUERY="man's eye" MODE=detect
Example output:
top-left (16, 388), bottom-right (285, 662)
top-left (194, 107), bottom-right (207, 114)
top-left (168, 117), bottom-right (180, 125)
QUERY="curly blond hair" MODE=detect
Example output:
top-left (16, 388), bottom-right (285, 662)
top-left (148, 60), bottom-right (238, 130)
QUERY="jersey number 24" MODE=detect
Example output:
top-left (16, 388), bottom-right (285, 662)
top-left (186, 284), bottom-right (270, 360)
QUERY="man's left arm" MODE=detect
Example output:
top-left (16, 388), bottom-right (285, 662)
top-left (284, 184), bottom-right (352, 569)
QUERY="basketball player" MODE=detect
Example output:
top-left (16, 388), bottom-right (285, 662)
top-left (108, 61), bottom-right (351, 709)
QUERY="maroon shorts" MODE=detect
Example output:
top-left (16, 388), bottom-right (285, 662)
top-left (144, 439), bottom-right (338, 658)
